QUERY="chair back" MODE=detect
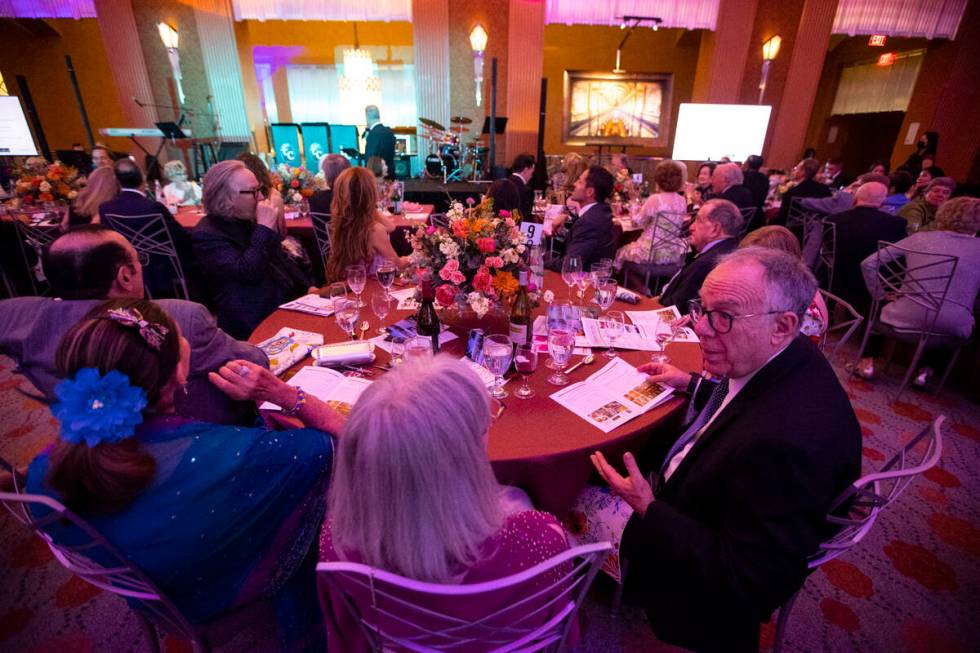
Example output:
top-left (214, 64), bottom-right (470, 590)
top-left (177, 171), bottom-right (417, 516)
top-left (0, 478), bottom-right (201, 644)
top-left (429, 212), bottom-right (450, 229)
top-left (784, 196), bottom-right (815, 231)
top-left (317, 541), bottom-right (612, 652)
top-left (810, 415), bottom-right (944, 568)
top-left (867, 241), bottom-right (958, 336)
top-left (13, 219), bottom-right (59, 295)
top-left (816, 289), bottom-right (864, 361)
top-left (102, 212), bottom-right (189, 300)
top-left (310, 211), bottom-right (332, 270)
top-left (816, 219), bottom-right (837, 290)
top-left (738, 207), bottom-right (757, 238)
top-left (644, 211), bottom-right (688, 265)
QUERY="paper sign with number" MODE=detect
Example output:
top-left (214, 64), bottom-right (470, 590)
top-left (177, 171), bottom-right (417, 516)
top-left (519, 221), bottom-right (542, 246)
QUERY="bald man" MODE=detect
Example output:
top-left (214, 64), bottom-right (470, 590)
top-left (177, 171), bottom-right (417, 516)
top-left (824, 181), bottom-right (908, 309)
top-left (0, 225), bottom-right (267, 424)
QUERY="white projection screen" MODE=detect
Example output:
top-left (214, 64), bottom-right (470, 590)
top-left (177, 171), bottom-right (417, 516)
top-left (671, 103), bottom-right (772, 162)
top-left (0, 96), bottom-right (38, 156)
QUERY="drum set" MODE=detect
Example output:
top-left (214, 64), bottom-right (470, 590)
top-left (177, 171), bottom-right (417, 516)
top-left (419, 116), bottom-right (488, 182)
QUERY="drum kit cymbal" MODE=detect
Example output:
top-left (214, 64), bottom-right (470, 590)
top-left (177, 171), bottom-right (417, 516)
top-left (419, 115), bottom-right (483, 182)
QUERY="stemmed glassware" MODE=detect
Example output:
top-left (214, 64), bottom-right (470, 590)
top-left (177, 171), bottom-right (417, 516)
top-left (324, 282), bottom-right (348, 304)
top-left (405, 336), bottom-right (433, 360)
top-left (376, 259), bottom-right (397, 299)
top-left (591, 261), bottom-right (612, 287)
top-left (599, 310), bottom-right (625, 358)
top-left (574, 268), bottom-right (592, 302)
top-left (513, 343), bottom-right (538, 399)
top-left (371, 292), bottom-right (392, 335)
top-left (483, 334), bottom-right (514, 399)
top-left (651, 314), bottom-right (692, 365)
top-left (346, 264), bottom-right (367, 308)
top-left (594, 280), bottom-right (617, 313)
top-left (545, 302), bottom-right (574, 369)
top-left (561, 255), bottom-right (582, 300)
top-left (547, 328), bottom-right (576, 386)
top-left (334, 299), bottom-right (360, 340)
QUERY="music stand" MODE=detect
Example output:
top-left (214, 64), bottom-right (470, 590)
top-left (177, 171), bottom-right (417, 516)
top-left (148, 121), bottom-right (189, 181)
top-left (480, 117), bottom-right (508, 135)
top-left (155, 121), bottom-right (189, 143)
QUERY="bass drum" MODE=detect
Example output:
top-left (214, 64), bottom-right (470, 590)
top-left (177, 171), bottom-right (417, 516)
top-left (425, 154), bottom-right (444, 177)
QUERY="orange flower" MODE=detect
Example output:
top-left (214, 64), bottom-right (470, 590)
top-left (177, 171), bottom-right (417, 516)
top-left (300, 188), bottom-right (314, 197)
top-left (491, 271), bottom-right (518, 297)
top-left (57, 184), bottom-right (70, 196)
top-left (38, 192), bottom-right (54, 202)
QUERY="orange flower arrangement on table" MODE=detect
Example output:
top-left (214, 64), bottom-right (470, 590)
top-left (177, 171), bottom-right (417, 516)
top-left (274, 164), bottom-right (323, 205)
top-left (7, 158), bottom-right (84, 207)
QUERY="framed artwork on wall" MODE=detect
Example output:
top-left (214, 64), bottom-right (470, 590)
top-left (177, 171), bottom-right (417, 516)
top-left (562, 71), bottom-right (672, 148)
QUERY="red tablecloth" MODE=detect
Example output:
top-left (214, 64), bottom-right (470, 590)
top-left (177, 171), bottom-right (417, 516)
top-left (174, 205), bottom-right (434, 239)
top-left (249, 272), bottom-right (701, 514)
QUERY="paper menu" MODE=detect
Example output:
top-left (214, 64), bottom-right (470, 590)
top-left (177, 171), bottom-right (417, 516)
top-left (259, 365), bottom-right (371, 415)
top-left (579, 317), bottom-right (661, 351)
top-left (279, 294), bottom-right (336, 317)
top-left (389, 287), bottom-right (419, 311)
top-left (626, 307), bottom-right (700, 344)
top-left (368, 330), bottom-right (458, 355)
top-left (550, 357), bottom-right (675, 433)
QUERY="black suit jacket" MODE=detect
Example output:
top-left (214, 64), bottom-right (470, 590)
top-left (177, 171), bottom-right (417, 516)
top-left (658, 237), bottom-right (738, 313)
top-left (742, 170), bottom-right (769, 210)
top-left (719, 184), bottom-right (755, 210)
top-left (308, 188), bottom-right (333, 216)
top-left (826, 206), bottom-right (908, 309)
top-left (563, 202), bottom-right (616, 270)
top-left (511, 174), bottom-right (535, 222)
top-left (364, 124), bottom-right (396, 179)
top-left (622, 336), bottom-right (861, 652)
top-left (776, 179), bottom-right (832, 225)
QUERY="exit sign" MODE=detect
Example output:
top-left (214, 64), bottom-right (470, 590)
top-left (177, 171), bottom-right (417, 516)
top-left (877, 52), bottom-right (898, 66)
top-left (868, 35), bottom-right (888, 46)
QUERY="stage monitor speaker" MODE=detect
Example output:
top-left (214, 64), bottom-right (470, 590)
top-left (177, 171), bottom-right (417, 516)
top-left (217, 141), bottom-right (249, 162)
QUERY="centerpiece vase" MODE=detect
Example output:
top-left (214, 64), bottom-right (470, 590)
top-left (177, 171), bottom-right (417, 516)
top-left (440, 299), bottom-right (510, 335)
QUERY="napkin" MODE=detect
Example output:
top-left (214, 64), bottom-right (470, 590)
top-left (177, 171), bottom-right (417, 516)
top-left (257, 327), bottom-right (323, 375)
top-left (312, 341), bottom-right (375, 366)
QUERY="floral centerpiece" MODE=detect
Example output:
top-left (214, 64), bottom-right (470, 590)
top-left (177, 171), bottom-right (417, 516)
top-left (10, 157), bottom-right (84, 206)
top-left (410, 198), bottom-right (532, 319)
top-left (274, 164), bottom-right (322, 205)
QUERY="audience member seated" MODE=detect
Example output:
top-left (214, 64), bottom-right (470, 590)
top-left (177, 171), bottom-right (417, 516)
top-left (485, 178), bottom-right (522, 215)
top-left (319, 356), bottom-right (568, 651)
top-left (857, 197), bottom-right (980, 383)
top-left (657, 199), bottom-right (743, 313)
top-left (907, 164), bottom-right (945, 200)
top-left (91, 145), bottom-right (113, 169)
top-left (63, 166), bottom-right (118, 230)
top-left (308, 153), bottom-right (351, 215)
top-left (777, 158), bottom-right (832, 224)
top-left (801, 172), bottom-right (890, 215)
top-left (882, 170), bottom-right (914, 215)
top-left (609, 152), bottom-right (632, 177)
top-left (98, 158), bottom-right (195, 299)
top-left (690, 161), bottom-right (717, 207)
top-left (192, 160), bottom-right (314, 339)
top-left (822, 157), bottom-right (852, 190)
top-left (549, 152), bottom-right (588, 200)
top-left (741, 155), bottom-right (769, 211)
top-left (901, 131), bottom-right (938, 176)
top-left (899, 176), bottom-right (954, 233)
top-left (25, 298), bottom-right (345, 649)
top-left (546, 166), bottom-right (616, 271)
top-left (0, 225), bottom-right (265, 425)
top-left (588, 247), bottom-right (861, 652)
top-left (868, 159), bottom-right (890, 176)
top-left (509, 153), bottom-right (535, 220)
top-left (325, 166), bottom-right (410, 282)
top-left (740, 226), bottom-right (828, 342)
top-left (614, 159), bottom-right (688, 269)
top-left (161, 160), bottom-right (201, 206)
top-left (825, 182), bottom-right (908, 312)
top-left (710, 162), bottom-right (754, 210)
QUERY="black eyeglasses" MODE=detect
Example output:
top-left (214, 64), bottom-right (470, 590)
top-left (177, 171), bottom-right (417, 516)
top-left (238, 188), bottom-right (262, 197)
top-left (687, 299), bottom-right (788, 335)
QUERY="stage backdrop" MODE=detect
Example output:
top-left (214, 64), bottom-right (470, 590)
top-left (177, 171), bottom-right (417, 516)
top-left (562, 71), bottom-right (672, 149)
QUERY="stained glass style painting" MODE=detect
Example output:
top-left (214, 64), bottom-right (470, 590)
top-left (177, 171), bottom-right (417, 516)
top-left (563, 71), bottom-right (672, 147)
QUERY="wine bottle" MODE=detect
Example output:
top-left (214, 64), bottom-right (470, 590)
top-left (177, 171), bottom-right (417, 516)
top-left (509, 270), bottom-right (533, 345)
top-left (416, 276), bottom-right (441, 353)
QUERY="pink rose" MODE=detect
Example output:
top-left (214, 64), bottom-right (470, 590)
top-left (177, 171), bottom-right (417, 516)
top-left (451, 271), bottom-right (466, 284)
top-left (485, 256), bottom-right (504, 269)
top-left (435, 284), bottom-right (457, 307)
top-left (476, 237), bottom-right (496, 254)
top-left (472, 267), bottom-right (493, 293)
top-left (426, 225), bottom-right (437, 235)
top-left (499, 210), bottom-right (511, 218)
top-left (439, 259), bottom-right (460, 281)
top-left (505, 218), bottom-right (516, 228)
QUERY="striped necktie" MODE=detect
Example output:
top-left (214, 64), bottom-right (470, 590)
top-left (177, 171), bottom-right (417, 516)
top-left (658, 377), bottom-right (730, 481)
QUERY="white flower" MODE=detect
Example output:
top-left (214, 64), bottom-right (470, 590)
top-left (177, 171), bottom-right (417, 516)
top-left (467, 291), bottom-right (490, 318)
top-left (291, 191), bottom-right (302, 203)
top-left (439, 240), bottom-right (460, 258)
top-left (516, 244), bottom-right (526, 254)
top-left (543, 290), bottom-right (555, 304)
top-left (500, 248), bottom-right (520, 265)
top-left (67, 190), bottom-right (78, 199)
top-left (39, 181), bottom-right (52, 193)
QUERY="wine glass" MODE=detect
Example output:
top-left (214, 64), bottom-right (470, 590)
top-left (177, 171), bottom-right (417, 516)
top-left (377, 259), bottom-right (397, 299)
top-left (600, 310), bottom-right (625, 358)
top-left (513, 343), bottom-right (538, 399)
top-left (334, 299), bottom-right (360, 340)
top-left (346, 264), bottom-right (367, 308)
top-left (651, 314), bottom-right (691, 365)
top-left (561, 255), bottom-right (582, 300)
top-left (545, 302), bottom-right (573, 369)
top-left (371, 292), bottom-right (392, 334)
top-left (547, 328), bottom-right (576, 386)
top-left (591, 261), bottom-right (612, 287)
top-left (594, 280), bottom-right (617, 313)
top-left (405, 336), bottom-right (433, 360)
top-left (323, 281), bottom-right (347, 306)
top-left (574, 268), bottom-right (592, 302)
top-left (483, 334), bottom-right (514, 399)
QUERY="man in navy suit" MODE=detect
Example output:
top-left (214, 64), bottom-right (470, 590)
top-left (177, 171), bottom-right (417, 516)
top-left (509, 153), bottom-right (536, 221)
top-left (363, 105), bottom-right (396, 179)
top-left (711, 162), bottom-right (755, 210)
top-left (98, 158), bottom-right (194, 298)
top-left (548, 166), bottom-right (617, 271)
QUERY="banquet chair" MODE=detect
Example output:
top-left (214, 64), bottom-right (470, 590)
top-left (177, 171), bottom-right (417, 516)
top-left (621, 211), bottom-right (688, 296)
top-left (784, 196), bottom-right (816, 232)
top-left (854, 241), bottom-right (961, 400)
top-left (428, 212), bottom-right (449, 229)
top-left (13, 218), bottom-right (59, 296)
top-left (737, 207), bottom-right (757, 237)
top-left (799, 210), bottom-right (828, 270)
top-left (816, 219), bottom-right (837, 291)
top-left (102, 212), bottom-right (189, 300)
top-left (316, 541), bottom-right (612, 652)
top-left (310, 211), bottom-right (332, 272)
top-left (815, 289), bottom-right (864, 362)
top-left (772, 415), bottom-right (945, 653)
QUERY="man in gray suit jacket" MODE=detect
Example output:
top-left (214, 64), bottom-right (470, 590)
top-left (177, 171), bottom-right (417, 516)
top-left (0, 225), bottom-right (267, 424)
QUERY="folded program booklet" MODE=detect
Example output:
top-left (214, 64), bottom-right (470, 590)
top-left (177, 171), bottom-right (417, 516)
top-left (259, 366), bottom-right (371, 415)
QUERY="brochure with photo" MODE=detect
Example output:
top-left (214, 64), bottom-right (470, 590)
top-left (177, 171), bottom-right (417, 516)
top-left (259, 365), bottom-right (371, 415)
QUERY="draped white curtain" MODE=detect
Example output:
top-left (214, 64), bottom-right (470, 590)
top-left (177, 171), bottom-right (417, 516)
top-left (0, 0), bottom-right (95, 18)
top-left (286, 64), bottom-right (417, 127)
top-left (232, 0), bottom-right (410, 21)
top-left (545, 0), bottom-right (718, 30)
top-left (830, 51), bottom-right (924, 115)
top-left (832, 0), bottom-right (967, 39)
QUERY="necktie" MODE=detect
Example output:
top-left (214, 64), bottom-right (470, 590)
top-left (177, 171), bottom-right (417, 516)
top-left (658, 377), bottom-right (730, 479)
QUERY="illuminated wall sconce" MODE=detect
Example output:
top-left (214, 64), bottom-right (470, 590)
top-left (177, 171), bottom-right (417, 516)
top-left (758, 34), bottom-right (781, 104)
top-left (469, 24), bottom-right (488, 107)
top-left (158, 22), bottom-right (185, 106)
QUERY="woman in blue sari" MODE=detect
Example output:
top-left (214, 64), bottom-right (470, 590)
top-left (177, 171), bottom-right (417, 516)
top-left (26, 298), bottom-right (345, 650)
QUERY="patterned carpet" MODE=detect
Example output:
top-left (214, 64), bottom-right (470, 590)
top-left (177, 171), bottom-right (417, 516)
top-left (1, 345), bottom-right (978, 652)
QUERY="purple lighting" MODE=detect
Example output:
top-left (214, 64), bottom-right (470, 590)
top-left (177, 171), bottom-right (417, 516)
top-left (0, 0), bottom-right (97, 19)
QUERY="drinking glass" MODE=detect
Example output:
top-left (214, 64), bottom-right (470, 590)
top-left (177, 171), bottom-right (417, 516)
top-left (376, 259), bottom-right (397, 299)
top-left (371, 292), bottom-right (392, 334)
top-left (334, 299), bottom-right (360, 339)
top-left (561, 255), bottom-right (582, 300)
top-left (574, 268), bottom-right (592, 301)
top-left (594, 280), bottom-right (617, 313)
top-left (545, 302), bottom-right (573, 369)
top-left (547, 328), bottom-right (576, 386)
top-left (513, 343), bottom-right (538, 399)
top-left (483, 334), bottom-right (514, 399)
top-left (651, 314), bottom-right (691, 365)
top-left (405, 336), bottom-right (433, 361)
top-left (600, 310), bottom-right (625, 358)
top-left (591, 261), bottom-right (612, 287)
top-left (346, 264), bottom-right (367, 308)
top-left (389, 339), bottom-right (406, 365)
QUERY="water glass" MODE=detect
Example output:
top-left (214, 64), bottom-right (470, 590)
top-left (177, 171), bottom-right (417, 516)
top-left (405, 336), bottom-right (433, 361)
top-left (600, 310), bottom-right (625, 358)
top-left (377, 259), bottom-right (397, 298)
top-left (483, 334), bottom-right (514, 399)
top-left (346, 264), bottom-right (367, 308)
top-left (513, 343), bottom-right (538, 399)
top-left (324, 282), bottom-right (348, 304)
top-left (334, 299), bottom-right (360, 339)
top-left (574, 268), bottom-right (592, 301)
top-left (545, 303), bottom-right (573, 369)
top-left (371, 292), bottom-right (392, 334)
top-left (594, 280), bottom-right (617, 313)
top-left (591, 261), bottom-right (612, 287)
top-left (561, 255), bottom-right (582, 300)
top-left (389, 339), bottom-right (406, 366)
top-left (547, 328), bottom-right (576, 386)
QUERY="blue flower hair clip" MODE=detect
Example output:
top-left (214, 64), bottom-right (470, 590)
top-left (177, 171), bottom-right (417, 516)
top-left (52, 368), bottom-right (147, 447)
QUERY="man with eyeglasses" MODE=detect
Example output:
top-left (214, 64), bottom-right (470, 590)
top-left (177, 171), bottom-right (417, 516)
top-left (591, 246), bottom-right (861, 652)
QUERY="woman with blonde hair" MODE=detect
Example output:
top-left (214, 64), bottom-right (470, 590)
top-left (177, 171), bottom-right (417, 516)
top-left (325, 166), bottom-right (408, 282)
top-left (63, 166), bottom-right (119, 230)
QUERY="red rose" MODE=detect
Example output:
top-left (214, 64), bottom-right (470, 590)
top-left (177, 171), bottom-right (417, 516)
top-left (435, 284), bottom-right (457, 307)
top-left (290, 179), bottom-right (300, 188)
top-left (476, 237), bottom-right (496, 254)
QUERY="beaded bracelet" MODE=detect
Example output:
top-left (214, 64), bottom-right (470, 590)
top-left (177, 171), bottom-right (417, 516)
top-left (281, 387), bottom-right (307, 417)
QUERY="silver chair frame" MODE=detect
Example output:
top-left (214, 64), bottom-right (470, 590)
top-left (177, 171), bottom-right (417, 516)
top-left (310, 211), bottom-right (333, 271)
top-left (621, 210), bottom-right (689, 296)
top-left (102, 212), bottom-right (190, 300)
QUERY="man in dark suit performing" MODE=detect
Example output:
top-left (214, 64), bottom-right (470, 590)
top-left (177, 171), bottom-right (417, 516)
top-left (592, 246), bottom-right (862, 652)
top-left (99, 158), bottom-right (195, 298)
top-left (657, 199), bottom-right (742, 313)
top-left (741, 155), bottom-right (769, 211)
top-left (363, 105), bottom-right (396, 179)
top-left (711, 162), bottom-right (755, 210)
top-left (0, 226), bottom-right (266, 425)
top-left (548, 166), bottom-right (617, 270)
top-left (509, 152), bottom-right (536, 221)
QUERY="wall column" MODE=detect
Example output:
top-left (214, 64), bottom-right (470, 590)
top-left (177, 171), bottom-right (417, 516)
top-left (411, 0), bottom-right (451, 170)
top-left (192, 0), bottom-right (251, 144)
top-left (691, 0), bottom-right (758, 103)
top-left (505, 0), bottom-right (545, 162)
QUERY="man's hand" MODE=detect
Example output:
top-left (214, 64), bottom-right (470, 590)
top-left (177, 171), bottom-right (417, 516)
top-left (638, 361), bottom-right (691, 390)
top-left (591, 451), bottom-right (654, 518)
top-left (256, 200), bottom-right (279, 230)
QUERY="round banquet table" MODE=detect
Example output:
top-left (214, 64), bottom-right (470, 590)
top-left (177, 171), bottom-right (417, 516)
top-left (249, 271), bottom-right (702, 515)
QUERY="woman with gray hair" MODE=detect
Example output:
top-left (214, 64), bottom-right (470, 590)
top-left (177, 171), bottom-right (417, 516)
top-left (898, 176), bottom-right (955, 233)
top-left (319, 356), bottom-right (569, 649)
top-left (162, 159), bottom-right (201, 206)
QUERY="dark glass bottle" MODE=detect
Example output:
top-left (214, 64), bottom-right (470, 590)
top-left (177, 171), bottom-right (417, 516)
top-left (416, 276), bottom-right (441, 353)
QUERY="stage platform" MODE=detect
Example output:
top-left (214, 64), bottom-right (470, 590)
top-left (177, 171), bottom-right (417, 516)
top-left (402, 179), bottom-right (491, 213)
